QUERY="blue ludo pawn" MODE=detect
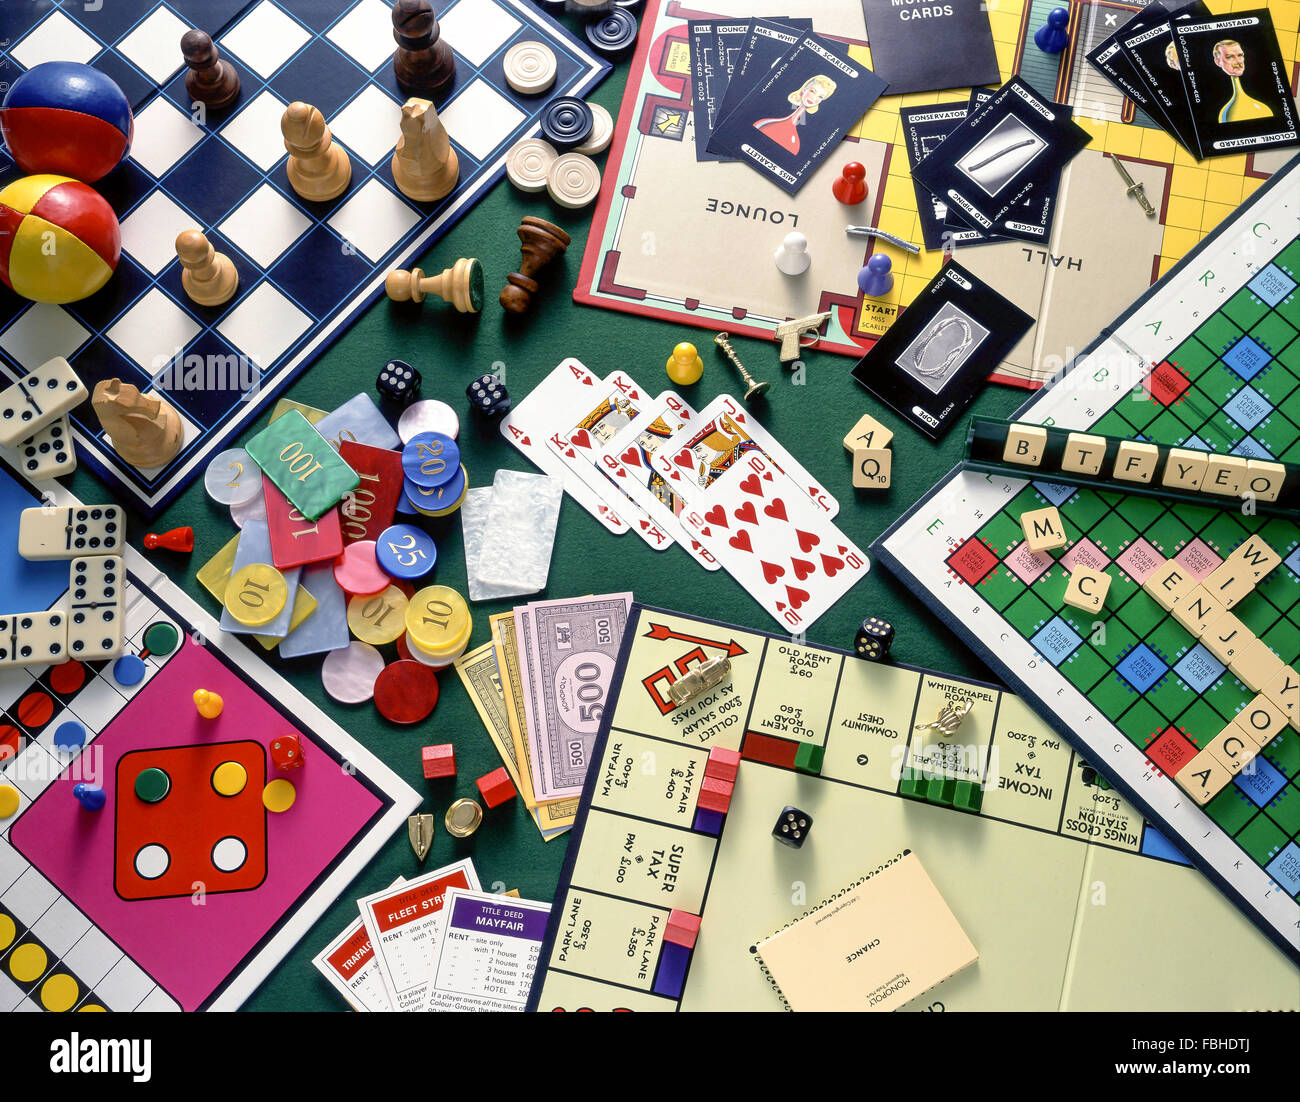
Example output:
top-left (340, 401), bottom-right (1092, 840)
top-left (857, 253), bottom-right (893, 297)
top-left (73, 783), bottom-right (106, 811)
top-left (1035, 7), bottom-right (1070, 54)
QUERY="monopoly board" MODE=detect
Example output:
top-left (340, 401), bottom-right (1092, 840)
top-left (0, 0), bottom-right (608, 514)
top-left (0, 461), bottom-right (419, 1011)
top-left (876, 158), bottom-right (1300, 966)
top-left (526, 605), bottom-right (1300, 1011)
top-left (574, 0), bottom-right (1298, 386)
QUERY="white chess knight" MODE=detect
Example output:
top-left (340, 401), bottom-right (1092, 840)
top-left (774, 231), bottom-right (810, 276)
top-left (391, 97), bottom-right (459, 203)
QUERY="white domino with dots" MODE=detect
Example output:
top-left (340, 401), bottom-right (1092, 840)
top-left (0, 356), bottom-right (87, 448)
top-left (1, 415), bottom-right (77, 480)
top-left (67, 554), bottom-right (124, 660)
top-left (18, 504), bottom-right (124, 560)
top-left (0, 610), bottom-right (69, 668)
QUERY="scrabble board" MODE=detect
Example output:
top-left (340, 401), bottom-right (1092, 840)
top-left (876, 157), bottom-right (1300, 965)
top-left (0, 460), bottom-right (419, 1011)
top-left (574, 0), bottom-right (1298, 386)
top-left (0, 0), bottom-right (608, 514)
top-left (526, 605), bottom-right (1299, 1010)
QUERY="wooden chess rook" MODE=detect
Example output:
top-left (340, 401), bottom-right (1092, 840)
top-left (392, 0), bottom-right (455, 97)
top-left (391, 97), bottom-right (458, 202)
top-left (181, 29), bottom-right (239, 110)
top-left (282, 101), bottom-right (352, 202)
top-left (500, 217), bottom-right (570, 314)
top-left (92, 378), bottom-right (185, 469)
top-left (385, 258), bottom-right (483, 312)
top-left (176, 229), bottom-right (238, 306)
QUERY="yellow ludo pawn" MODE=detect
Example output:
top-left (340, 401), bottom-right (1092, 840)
top-left (193, 688), bottom-right (224, 718)
top-left (665, 341), bottom-right (703, 386)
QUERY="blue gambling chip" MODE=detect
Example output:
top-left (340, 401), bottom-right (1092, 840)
top-left (394, 485), bottom-right (418, 515)
top-left (112, 654), bottom-right (145, 686)
top-left (404, 463), bottom-right (467, 515)
top-left (52, 720), bottom-right (86, 752)
top-left (584, 9), bottom-right (637, 56)
top-left (401, 431), bottom-right (460, 489)
top-left (540, 96), bottom-right (594, 150)
top-left (376, 524), bottom-right (438, 580)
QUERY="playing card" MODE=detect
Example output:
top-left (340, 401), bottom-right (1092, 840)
top-left (708, 18), bottom-right (813, 156)
top-left (1118, 2), bottom-right (1209, 155)
top-left (500, 359), bottom-right (628, 535)
top-left (679, 451), bottom-right (868, 633)
top-left (1086, 3), bottom-right (1189, 145)
top-left (594, 391), bottom-right (721, 571)
top-left (650, 394), bottom-right (839, 518)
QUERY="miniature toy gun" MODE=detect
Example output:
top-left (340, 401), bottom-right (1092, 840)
top-left (774, 310), bottom-right (832, 364)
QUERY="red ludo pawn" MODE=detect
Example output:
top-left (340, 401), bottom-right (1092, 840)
top-left (270, 734), bottom-right (304, 771)
top-left (143, 526), bottom-right (194, 552)
top-left (832, 162), bottom-right (868, 205)
top-left (476, 766), bottom-right (516, 809)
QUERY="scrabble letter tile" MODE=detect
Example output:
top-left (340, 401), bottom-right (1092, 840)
top-left (1170, 585), bottom-right (1226, 636)
top-left (1002, 423), bottom-right (1046, 467)
top-left (1060, 432), bottom-right (1105, 475)
top-left (1262, 665), bottom-right (1300, 723)
top-left (1202, 455), bottom-right (1247, 497)
top-left (1204, 725), bottom-right (1258, 775)
top-left (1063, 565), bottom-right (1110, 612)
top-left (1227, 536), bottom-right (1281, 583)
top-left (1143, 560), bottom-right (1194, 610)
top-left (1174, 749), bottom-right (1231, 805)
top-left (843, 412), bottom-right (893, 453)
top-left (1232, 695), bottom-right (1288, 749)
top-left (1244, 459), bottom-right (1285, 503)
top-left (1114, 440), bottom-right (1158, 484)
top-left (1201, 560), bottom-right (1254, 610)
top-left (851, 447), bottom-right (891, 489)
top-left (1229, 638), bottom-right (1285, 693)
top-left (1019, 506), bottom-right (1066, 552)
top-left (1162, 447), bottom-right (1209, 492)
top-left (1199, 611), bottom-right (1250, 663)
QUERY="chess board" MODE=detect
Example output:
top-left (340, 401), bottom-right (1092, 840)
top-left (0, 460), bottom-right (419, 1011)
top-left (0, 0), bottom-right (609, 514)
top-left (876, 158), bottom-right (1300, 966)
top-left (574, 0), bottom-right (1298, 386)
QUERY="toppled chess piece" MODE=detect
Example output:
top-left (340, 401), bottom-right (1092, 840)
top-left (392, 0), bottom-right (455, 98)
top-left (385, 258), bottom-right (482, 312)
top-left (500, 216), bottom-right (570, 314)
top-left (391, 97), bottom-right (458, 202)
top-left (181, 29), bottom-right (239, 111)
top-left (92, 378), bottom-right (184, 469)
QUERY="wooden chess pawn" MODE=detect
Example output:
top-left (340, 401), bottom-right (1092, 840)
top-left (385, 258), bottom-right (483, 313)
top-left (176, 229), bottom-right (238, 306)
top-left (92, 378), bottom-right (184, 469)
top-left (393, 0), bottom-right (456, 98)
top-left (281, 101), bottom-right (351, 202)
top-left (391, 97), bottom-right (458, 202)
top-left (500, 217), bottom-right (570, 314)
top-left (181, 29), bottom-right (239, 111)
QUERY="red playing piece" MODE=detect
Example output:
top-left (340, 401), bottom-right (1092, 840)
top-left (421, 742), bottom-right (456, 779)
top-left (695, 775), bottom-right (733, 814)
top-left (832, 161), bottom-right (868, 205)
top-left (373, 660), bottom-right (439, 724)
top-left (476, 766), bottom-right (516, 808)
top-left (143, 527), bottom-right (194, 552)
top-left (665, 909), bottom-right (702, 949)
top-left (704, 746), bottom-right (741, 784)
top-left (269, 733), bottom-right (305, 770)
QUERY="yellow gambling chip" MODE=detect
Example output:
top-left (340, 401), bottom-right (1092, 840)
top-left (263, 778), bottom-right (296, 813)
top-left (212, 761), bottom-right (248, 797)
top-left (405, 585), bottom-right (470, 653)
top-left (224, 563), bottom-right (288, 627)
top-left (347, 585), bottom-right (410, 645)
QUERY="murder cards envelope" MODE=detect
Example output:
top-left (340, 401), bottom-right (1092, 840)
top-left (753, 853), bottom-right (977, 1012)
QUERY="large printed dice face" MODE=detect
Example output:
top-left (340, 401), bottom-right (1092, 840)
top-left (853, 616), bottom-right (894, 661)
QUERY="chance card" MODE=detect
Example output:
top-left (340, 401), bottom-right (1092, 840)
top-left (850, 261), bottom-right (1034, 440)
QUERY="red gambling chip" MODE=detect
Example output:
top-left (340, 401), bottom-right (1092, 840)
top-left (16, 691), bottom-right (53, 730)
top-left (373, 660), bottom-right (439, 725)
top-left (48, 660), bottom-right (87, 695)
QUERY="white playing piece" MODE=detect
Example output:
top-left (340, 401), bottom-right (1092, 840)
top-left (573, 102), bottom-right (613, 156)
top-left (0, 610), bottom-right (68, 669)
top-left (461, 469), bottom-right (563, 601)
top-left (205, 447), bottom-right (262, 505)
top-left (67, 554), bottom-right (124, 660)
top-left (19, 504), bottom-right (124, 560)
top-left (503, 40), bottom-right (557, 94)
top-left (0, 356), bottom-right (87, 448)
top-left (505, 137), bottom-right (557, 193)
top-left (774, 231), bottom-right (810, 276)
top-left (546, 152), bottom-right (600, 208)
top-left (321, 640), bottom-right (386, 703)
top-left (398, 399), bottom-right (460, 443)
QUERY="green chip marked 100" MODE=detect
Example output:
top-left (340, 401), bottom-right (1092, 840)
top-left (244, 409), bottom-right (360, 521)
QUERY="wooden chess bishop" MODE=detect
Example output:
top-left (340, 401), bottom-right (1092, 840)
top-left (385, 258), bottom-right (483, 312)
top-left (500, 217), bottom-right (570, 314)
top-left (92, 379), bottom-right (185, 469)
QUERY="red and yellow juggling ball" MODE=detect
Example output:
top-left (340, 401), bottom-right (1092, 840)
top-left (0, 174), bottom-right (121, 304)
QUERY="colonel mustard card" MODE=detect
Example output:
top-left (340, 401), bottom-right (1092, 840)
top-left (707, 33), bottom-right (887, 195)
top-left (752, 853), bottom-right (977, 1012)
top-left (1173, 10), bottom-right (1300, 158)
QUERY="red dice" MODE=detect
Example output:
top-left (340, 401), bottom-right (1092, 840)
top-left (270, 734), bottom-right (304, 770)
top-left (421, 744), bottom-right (456, 780)
top-left (476, 766), bottom-right (516, 808)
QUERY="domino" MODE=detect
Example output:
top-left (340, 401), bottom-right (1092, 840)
top-left (0, 610), bottom-right (68, 669)
top-left (0, 357), bottom-right (87, 448)
top-left (0, 415), bottom-right (76, 480)
top-left (66, 555), bottom-right (125, 660)
top-left (18, 504), bottom-right (124, 560)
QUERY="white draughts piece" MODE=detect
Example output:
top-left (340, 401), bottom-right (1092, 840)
top-left (18, 505), bottom-right (124, 560)
top-left (0, 357), bottom-right (87, 448)
top-left (67, 555), bottom-right (125, 660)
top-left (0, 611), bottom-right (68, 669)
top-left (546, 152), bottom-right (600, 208)
top-left (0, 415), bottom-right (76, 480)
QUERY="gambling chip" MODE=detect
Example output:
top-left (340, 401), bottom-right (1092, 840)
top-left (321, 640), bottom-right (386, 704)
top-left (584, 8), bottom-right (638, 55)
top-left (230, 493), bottom-right (266, 529)
top-left (503, 40), bottom-right (557, 94)
top-left (505, 137), bottom-right (558, 193)
top-left (347, 585), bottom-right (410, 645)
top-left (402, 430), bottom-right (460, 489)
top-left (406, 464), bottom-right (467, 517)
top-left (546, 152), bottom-right (601, 209)
top-left (373, 660), bottom-right (440, 725)
top-left (204, 447), bottom-right (261, 506)
top-left (334, 540), bottom-right (390, 596)
top-left (376, 523), bottom-right (438, 580)
top-left (405, 584), bottom-right (471, 656)
top-left (573, 102), bottom-right (613, 156)
top-left (398, 399), bottom-right (460, 444)
top-left (540, 97), bottom-right (594, 151)
top-left (224, 563), bottom-right (288, 627)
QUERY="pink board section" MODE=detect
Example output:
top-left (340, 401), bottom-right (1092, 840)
top-left (11, 637), bottom-right (383, 1010)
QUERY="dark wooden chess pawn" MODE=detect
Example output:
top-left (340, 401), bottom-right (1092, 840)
top-left (392, 0), bottom-right (455, 98)
top-left (181, 29), bottom-right (240, 111)
top-left (500, 217), bottom-right (570, 314)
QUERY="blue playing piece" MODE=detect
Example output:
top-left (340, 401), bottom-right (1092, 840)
top-left (857, 253), bottom-right (893, 297)
top-left (112, 653), bottom-right (145, 686)
top-left (1034, 8), bottom-right (1070, 54)
top-left (73, 783), bottom-right (106, 811)
top-left (52, 720), bottom-right (86, 752)
top-left (376, 523), bottom-right (438, 580)
top-left (402, 431), bottom-right (460, 489)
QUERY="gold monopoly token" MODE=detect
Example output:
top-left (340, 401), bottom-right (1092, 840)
top-left (224, 563), bottom-right (288, 627)
top-left (347, 585), bottom-right (410, 645)
top-left (406, 585), bottom-right (470, 653)
top-left (445, 797), bottom-right (483, 838)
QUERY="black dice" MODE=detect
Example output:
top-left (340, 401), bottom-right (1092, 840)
top-left (853, 616), bottom-right (894, 661)
top-left (467, 373), bottom-right (510, 417)
top-left (377, 359), bottom-right (421, 405)
top-left (772, 806), bottom-right (812, 848)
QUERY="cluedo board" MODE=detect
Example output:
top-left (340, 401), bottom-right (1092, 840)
top-left (875, 157), bottom-right (1300, 965)
top-left (0, 460), bottom-right (419, 1011)
top-left (574, 0), bottom-right (1298, 386)
top-left (0, 0), bottom-right (608, 514)
top-left (526, 605), bottom-right (1300, 1011)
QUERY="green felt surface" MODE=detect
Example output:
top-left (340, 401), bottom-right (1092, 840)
top-left (62, 41), bottom-right (1031, 1011)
